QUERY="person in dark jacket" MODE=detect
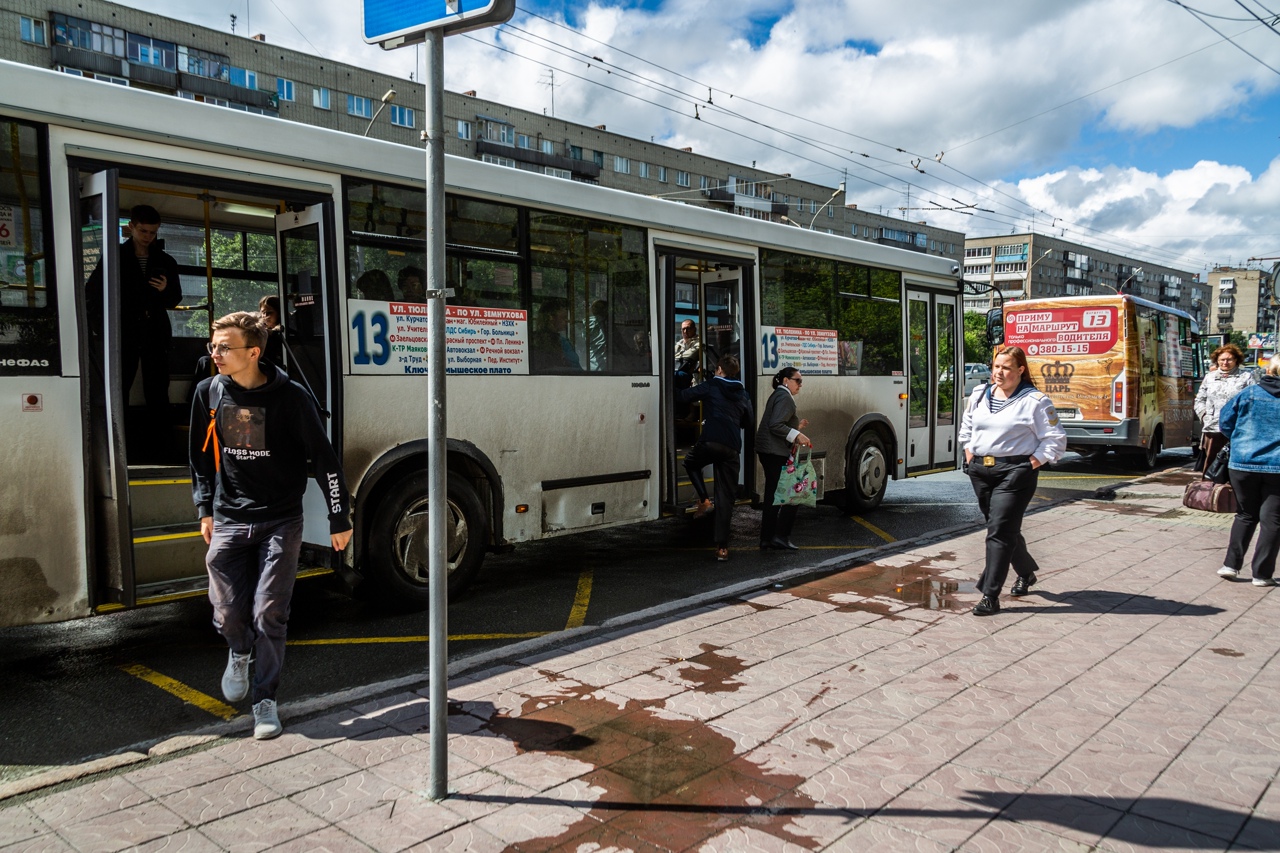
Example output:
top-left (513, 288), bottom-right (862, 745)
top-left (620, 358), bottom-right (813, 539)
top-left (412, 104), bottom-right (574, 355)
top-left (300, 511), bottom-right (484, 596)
top-left (755, 366), bottom-right (812, 551)
top-left (677, 355), bottom-right (754, 561)
top-left (190, 311), bottom-right (352, 740)
top-left (1216, 359), bottom-right (1280, 587)
top-left (87, 204), bottom-right (183, 456)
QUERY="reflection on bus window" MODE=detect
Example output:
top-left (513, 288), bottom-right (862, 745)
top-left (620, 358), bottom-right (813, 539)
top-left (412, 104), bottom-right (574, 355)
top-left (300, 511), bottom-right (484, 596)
top-left (0, 119), bottom-right (57, 374)
top-left (164, 223), bottom-right (277, 339)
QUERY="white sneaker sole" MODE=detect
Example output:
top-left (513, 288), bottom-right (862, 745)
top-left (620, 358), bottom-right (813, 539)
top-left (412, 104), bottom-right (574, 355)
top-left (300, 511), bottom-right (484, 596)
top-left (1217, 568), bottom-right (1239, 580)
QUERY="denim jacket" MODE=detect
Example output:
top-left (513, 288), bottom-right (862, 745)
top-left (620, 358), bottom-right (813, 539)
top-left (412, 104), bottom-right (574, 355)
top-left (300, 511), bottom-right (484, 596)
top-left (1220, 376), bottom-right (1280, 474)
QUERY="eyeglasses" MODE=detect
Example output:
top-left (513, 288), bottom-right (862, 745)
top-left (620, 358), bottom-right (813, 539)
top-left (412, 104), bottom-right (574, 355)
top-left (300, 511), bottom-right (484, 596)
top-left (789, 376), bottom-right (803, 386)
top-left (206, 342), bottom-right (254, 355)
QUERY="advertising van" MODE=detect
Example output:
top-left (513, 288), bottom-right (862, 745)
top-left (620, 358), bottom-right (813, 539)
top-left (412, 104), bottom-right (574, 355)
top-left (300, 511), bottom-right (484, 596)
top-left (989, 295), bottom-right (1203, 468)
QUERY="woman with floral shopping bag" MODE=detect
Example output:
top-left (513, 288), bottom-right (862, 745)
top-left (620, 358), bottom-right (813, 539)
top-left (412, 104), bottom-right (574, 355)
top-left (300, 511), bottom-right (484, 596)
top-left (756, 367), bottom-right (812, 551)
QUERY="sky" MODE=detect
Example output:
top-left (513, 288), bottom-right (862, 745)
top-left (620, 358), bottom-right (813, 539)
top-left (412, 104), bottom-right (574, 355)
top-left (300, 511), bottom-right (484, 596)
top-left (113, 0), bottom-right (1280, 277)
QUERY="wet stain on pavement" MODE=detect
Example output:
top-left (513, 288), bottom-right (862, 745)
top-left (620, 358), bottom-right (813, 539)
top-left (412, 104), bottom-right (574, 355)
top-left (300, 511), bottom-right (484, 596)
top-left (668, 644), bottom-right (748, 695)
top-left (785, 551), bottom-right (974, 615)
top-left (470, 684), bottom-right (831, 850)
top-left (1084, 500), bottom-right (1168, 517)
top-left (1210, 648), bottom-right (1244, 657)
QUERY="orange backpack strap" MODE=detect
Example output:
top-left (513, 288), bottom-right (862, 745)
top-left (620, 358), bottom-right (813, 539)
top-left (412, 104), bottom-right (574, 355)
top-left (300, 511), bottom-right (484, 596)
top-left (200, 378), bottom-right (226, 472)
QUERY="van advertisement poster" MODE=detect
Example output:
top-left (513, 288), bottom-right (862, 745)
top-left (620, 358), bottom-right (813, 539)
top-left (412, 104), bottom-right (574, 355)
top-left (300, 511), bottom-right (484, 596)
top-left (348, 299), bottom-right (529, 375)
top-left (1004, 306), bottom-right (1118, 356)
top-left (761, 326), bottom-right (839, 375)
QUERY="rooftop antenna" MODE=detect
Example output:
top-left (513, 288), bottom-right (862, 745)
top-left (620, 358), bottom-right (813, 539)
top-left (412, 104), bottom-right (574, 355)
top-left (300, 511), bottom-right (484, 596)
top-left (538, 68), bottom-right (557, 118)
top-left (230, 13), bottom-right (236, 33)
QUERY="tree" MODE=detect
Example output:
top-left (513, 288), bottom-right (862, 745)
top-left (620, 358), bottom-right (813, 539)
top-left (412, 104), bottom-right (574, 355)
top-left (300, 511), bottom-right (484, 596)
top-left (964, 310), bottom-right (993, 365)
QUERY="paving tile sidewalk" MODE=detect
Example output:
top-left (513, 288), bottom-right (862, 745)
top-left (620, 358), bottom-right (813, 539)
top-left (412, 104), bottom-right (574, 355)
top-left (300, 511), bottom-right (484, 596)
top-left (4, 469), bottom-right (1279, 852)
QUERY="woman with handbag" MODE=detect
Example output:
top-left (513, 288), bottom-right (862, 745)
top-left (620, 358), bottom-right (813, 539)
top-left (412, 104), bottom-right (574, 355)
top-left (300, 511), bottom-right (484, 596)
top-left (1195, 344), bottom-right (1254, 472)
top-left (958, 347), bottom-right (1067, 616)
top-left (1215, 359), bottom-right (1280, 586)
top-left (756, 367), bottom-right (812, 551)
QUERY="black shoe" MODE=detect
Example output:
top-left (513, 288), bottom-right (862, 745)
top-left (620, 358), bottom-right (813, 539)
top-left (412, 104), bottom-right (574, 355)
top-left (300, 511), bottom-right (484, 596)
top-left (768, 537), bottom-right (799, 551)
top-left (1010, 573), bottom-right (1037, 596)
top-left (972, 596), bottom-right (1000, 616)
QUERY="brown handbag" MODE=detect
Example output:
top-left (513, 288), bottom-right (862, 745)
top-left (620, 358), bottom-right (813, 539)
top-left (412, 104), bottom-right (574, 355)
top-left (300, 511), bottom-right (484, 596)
top-left (1182, 479), bottom-right (1238, 514)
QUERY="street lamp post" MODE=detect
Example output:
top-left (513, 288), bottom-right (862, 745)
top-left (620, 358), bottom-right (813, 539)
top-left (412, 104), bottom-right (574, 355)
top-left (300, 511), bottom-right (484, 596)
top-left (362, 88), bottom-right (397, 136)
top-left (809, 181), bottom-right (846, 229)
top-left (1021, 248), bottom-right (1053, 300)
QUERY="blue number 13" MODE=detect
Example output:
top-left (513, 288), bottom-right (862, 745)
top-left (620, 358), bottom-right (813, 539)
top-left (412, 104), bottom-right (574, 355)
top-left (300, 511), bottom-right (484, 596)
top-left (352, 310), bottom-right (390, 366)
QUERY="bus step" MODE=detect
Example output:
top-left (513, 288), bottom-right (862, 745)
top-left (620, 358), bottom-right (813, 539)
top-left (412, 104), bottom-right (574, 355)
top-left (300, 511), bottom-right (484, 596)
top-left (132, 522), bottom-right (207, 585)
top-left (129, 466), bottom-right (194, 528)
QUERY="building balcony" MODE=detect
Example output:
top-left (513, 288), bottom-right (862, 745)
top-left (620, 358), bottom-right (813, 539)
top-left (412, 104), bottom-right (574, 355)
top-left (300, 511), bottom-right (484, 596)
top-left (702, 187), bottom-right (786, 215)
top-left (51, 44), bottom-right (124, 76)
top-left (178, 73), bottom-right (275, 108)
top-left (477, 138), bottom-right (599, 179)
top-left (128, 62), bottom-right (178, 90)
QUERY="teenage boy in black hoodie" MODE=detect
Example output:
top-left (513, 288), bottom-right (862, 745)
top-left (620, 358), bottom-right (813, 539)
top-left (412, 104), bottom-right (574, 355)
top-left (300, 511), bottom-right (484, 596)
top-left (190, 311), bottom-right (352, 739)
top-left (677, 355), bottom-right (753, 561)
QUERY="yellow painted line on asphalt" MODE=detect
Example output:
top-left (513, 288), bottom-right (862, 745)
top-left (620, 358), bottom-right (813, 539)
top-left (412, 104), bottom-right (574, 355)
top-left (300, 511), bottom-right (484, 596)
top-left (130, 478), bottom-right (191, 486)
top-left (133, 531), bottom-right (204, 544)
top-left (1039, 474), bottom-right (1128, 480)
top-left (286, 631), bottom-right (548, 646)
top-left (119, 663), bottom-right (239, 720)
top-left (565, 568), bottom-right (594, 629)
top-left (850, 515), bottom-right (896, 543)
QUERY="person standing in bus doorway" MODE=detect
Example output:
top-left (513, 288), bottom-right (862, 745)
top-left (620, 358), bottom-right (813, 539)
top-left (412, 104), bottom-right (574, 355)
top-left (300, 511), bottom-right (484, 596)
top-left (1214, 358), bottom-right (1280, 586)
top-left (959, 346), bottom-right (1066, 616)
top-left (88, 204), bottom-right (183, 461)
top-left (678, 355), bottom-right (753, 561)
top-left (756, 367), bottom-right (812, 551)
top-left (1195, 344), bottom-right (1255, 472)
top-left (190, 311), bottom-right (352, 740)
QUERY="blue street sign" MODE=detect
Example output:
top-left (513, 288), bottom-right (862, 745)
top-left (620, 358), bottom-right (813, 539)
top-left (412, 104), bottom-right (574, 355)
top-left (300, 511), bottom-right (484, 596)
top-left (363, 0), bottom-right (515, 44)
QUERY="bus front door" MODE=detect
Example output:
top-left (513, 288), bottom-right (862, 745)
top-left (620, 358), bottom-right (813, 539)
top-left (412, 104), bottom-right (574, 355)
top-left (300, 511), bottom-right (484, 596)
top-left (905, 289), bottom-right (959, 475)
top-left (78, 169), bottom-right (136, 608)
top-left (275, 204), bottom-right (344, 560)
top-left (659, 252), bottom-right (747, 510)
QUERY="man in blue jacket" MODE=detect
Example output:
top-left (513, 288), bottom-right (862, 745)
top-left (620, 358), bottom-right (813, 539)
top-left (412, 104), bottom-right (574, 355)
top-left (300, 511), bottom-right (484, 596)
top-left (190, 311), bottom-right (352, 739)
top-left (678, 355), bottom-right (753, 561)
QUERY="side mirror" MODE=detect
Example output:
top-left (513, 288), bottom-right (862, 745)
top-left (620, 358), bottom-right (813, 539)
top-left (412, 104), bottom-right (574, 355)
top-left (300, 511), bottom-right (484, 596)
top-left (986, 307), bottom-right (1004, 347)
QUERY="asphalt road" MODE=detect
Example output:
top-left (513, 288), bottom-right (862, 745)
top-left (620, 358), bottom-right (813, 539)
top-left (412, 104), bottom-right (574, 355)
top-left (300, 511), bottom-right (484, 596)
top-left (0, 449), bottom-right (1195, 780)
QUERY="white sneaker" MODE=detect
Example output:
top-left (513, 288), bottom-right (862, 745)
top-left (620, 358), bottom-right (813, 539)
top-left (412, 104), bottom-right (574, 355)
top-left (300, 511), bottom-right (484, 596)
top-left (222, 650), bottom-right (251, 702)
top-left (253, 699), bottom-right (282, 740)
top-left (1217, 566), bottom-right (1239, 580)
top-left (1251, 577), bottom-right (1277, 587)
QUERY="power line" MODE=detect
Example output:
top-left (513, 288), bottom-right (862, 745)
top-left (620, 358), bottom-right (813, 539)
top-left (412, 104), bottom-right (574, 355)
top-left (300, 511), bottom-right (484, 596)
top-left (1168, 0), bottom-right (1280, 74)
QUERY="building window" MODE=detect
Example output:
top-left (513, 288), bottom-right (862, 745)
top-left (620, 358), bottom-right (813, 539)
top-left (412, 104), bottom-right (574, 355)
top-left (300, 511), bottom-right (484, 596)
top-left (313, 87), bottom-right (331, 110)
top-left (484, 121), bottom-right (514, 145)
top-left (699, 175), bottom-right (711, 190)
top-left (390, 105), bottom-right (414, 128)
top-left (827, 206), bottom-right (835, 218)
top-left (676, 170), bottom-right (690, 188)
top-left (229, 67), bottom-right (258, 90)
top-left (481, 154), bottom-right (516, 168)
top-left (277, 78), bottom-right (295, 102)
top-left (347, 94), bottom-right (373, 118)
top-left (20, 15), bottom-right (46, 45)
top-left (614, 156), bottom-right (630, 174)
top-left (569, 144), bottom-right (583, 160)
top-left (456, 120), bottom-right (473, 140)
top-left (178, 45), bottom-right (229, 80)
top-left (541, 139), bottom-right (554, 155)
top-left (637, 162), bottom-right (650, 179)
top-left (592, 150), bottom-right (605, 167)
top-left (517, 133), bottom-right (532, 149)
top-left (127, 34), bottom-right (176, 69)
top-left (545, 167), bottom-right (571, 179)
top-left (52, 14), bottom-right (125, 57)
top-left (657, 165), bottom-right (667, 183)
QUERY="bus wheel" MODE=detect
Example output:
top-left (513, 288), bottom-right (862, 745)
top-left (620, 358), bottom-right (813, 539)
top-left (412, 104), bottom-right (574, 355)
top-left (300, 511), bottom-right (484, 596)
top-left (366, 473), bottom-right (487, 609)
top-left (1133, 428), bottom-right (1162, 471)
top-left (847, 431), bottom-right (889, 512)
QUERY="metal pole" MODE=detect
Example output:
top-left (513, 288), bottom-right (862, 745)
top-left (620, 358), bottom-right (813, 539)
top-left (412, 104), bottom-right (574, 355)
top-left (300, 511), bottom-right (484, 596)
top-left (424, 27), bottom-right (449, 801)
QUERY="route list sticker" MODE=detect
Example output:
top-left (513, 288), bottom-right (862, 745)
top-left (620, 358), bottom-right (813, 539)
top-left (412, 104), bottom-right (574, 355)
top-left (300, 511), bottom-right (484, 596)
top-left (762, 326), bottom-right (839, 375)
top-left (1005, 307), bottom-right (1118, 356)
top-left (349, 300), bottom-right (529, 375)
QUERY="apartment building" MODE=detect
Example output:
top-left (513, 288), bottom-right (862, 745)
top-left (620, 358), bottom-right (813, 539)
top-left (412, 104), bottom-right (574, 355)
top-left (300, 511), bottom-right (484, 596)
top-left (1205, 267), bottom-right (1275, 337)
top-left (0, 0), bottom-right (964, 264)
top-left (962, 232), bottom-right (1204, 323)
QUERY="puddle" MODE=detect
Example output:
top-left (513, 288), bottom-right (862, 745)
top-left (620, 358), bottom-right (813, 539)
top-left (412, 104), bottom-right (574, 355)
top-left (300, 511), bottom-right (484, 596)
top-left (1210, 648), bottom-right (1244, 658)
top-left (667, 644), bottom-right (749, 694)
top-left (1084, 501), bottom-right (1168, 517)
top-left (787, 551), bottom-right (975, 614)
top-left (476, 689), bottom-right (828, 851)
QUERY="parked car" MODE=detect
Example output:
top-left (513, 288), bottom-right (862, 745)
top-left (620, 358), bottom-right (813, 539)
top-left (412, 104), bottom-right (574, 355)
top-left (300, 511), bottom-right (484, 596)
top-left (963, 363), bottom-right (991, 394)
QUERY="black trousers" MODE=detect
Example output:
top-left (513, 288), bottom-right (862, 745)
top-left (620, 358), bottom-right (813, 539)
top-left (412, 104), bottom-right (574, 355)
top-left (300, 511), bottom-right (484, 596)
top-left (967, 458), bottom-right (1040, 597)
top-left (684, 441), bottom-right (739, 547)
top-left (758, 451), bottom-right (799, 545)
top-left (1226, 469), bottom-right (1280, 581)
top-left (122, 340), bottom-right (172, 457)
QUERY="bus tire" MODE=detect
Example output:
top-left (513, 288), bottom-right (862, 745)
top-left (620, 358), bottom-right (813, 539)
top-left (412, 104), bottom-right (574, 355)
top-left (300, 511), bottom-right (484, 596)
top-left (1132, 427), bottom-right (1162, 471)
top-left (847, 431), bottom-right (889, 512)
top-left (365, 472), bottom-right (487, 609)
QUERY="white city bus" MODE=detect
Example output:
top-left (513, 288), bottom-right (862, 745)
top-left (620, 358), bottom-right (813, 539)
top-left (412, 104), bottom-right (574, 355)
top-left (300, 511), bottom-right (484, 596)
top-left (0, 62), bottom-right (961, 627)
